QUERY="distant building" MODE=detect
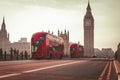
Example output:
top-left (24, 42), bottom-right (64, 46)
top-left (94, 48), bottom-right (114, 58)
top-left (0, 17), bottom-right (11, 52)
top-left (11, 38), bottom-right (30, 56)
top-left (0, 17), bottom-right (30, 56)
top-left (83, 1), bottom-right (94, 57)
top-left (94, 48), bottom-right (102, 57)
top-left (101, 48), bottom-right (114, 58)
top-left (18, 38), bottom-right (27, 42)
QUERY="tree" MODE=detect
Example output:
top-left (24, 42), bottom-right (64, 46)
top-left (115, 43), bottom-right (120, 62)
top-left (114, 51), bottom-right (118, 60)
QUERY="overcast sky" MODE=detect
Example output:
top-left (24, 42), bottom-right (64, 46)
top-left (0, 0), bottom-right (120, 51)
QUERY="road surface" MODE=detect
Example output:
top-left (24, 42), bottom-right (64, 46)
top-left (0, 58), bottom-right (117, 80)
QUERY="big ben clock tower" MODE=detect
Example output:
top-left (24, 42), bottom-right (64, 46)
top-left (84, 1), bottom-right (94, 57)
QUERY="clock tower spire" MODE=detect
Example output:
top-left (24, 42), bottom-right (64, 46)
top-left (83, 0), bottom-right (94, 57)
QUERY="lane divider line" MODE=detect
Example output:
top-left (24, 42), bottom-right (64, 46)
top-left (0, 73), bottom-right (21, 79)
top-left (98, 62), bottom-right (109, 80)
top-left (106, 61), bottom-right (112, 80)
top-left (0, 61), bottom-right (84, 79)
top-left (22, 61), bottom-right (82, 73)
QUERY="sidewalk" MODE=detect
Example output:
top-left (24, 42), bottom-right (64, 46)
top-left (114, 60), bottom-right (120, 80)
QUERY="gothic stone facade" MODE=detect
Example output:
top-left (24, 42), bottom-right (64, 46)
top-left (58, 30), bottom-right (70, 57)
top-left (11, 38), bottom-right (30, 56)
top-left (0, 17), bottom-right (30, 56)
top-left (0, 17), bottom-right (11, 52)
top-left (84, 2), bottom-right (94, 57)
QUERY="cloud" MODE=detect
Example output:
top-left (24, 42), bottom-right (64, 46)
top-left (0, 0), bottom-right (83, 9)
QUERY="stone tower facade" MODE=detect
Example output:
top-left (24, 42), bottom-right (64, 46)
top-left (0, 17), bottom-right (11, 52)
top-left (83, 1), bottom-right (94, 57)
top-left (58, 30), bottom-right (70, 57)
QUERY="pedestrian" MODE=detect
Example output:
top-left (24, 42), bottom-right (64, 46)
top-left (10, 48), bottom-right (13, 60)
top-left (4, 51), bottom-right (7, 61)
top-left (20, 51), bottom-right (23, 60)
top-left (14, 48), bottom-right (17, 54)
top-left (24, 50), bottom-right (28, 60)
top-left (16, 50), bottom-right (19, 60)
top-left (0, 48), bottom-right (3, 60)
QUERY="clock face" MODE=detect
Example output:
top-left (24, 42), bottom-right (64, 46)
top-left (85, 19), bottom-right (91, 26)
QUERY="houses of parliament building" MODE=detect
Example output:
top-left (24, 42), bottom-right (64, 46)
top-left (0, 17), bottom-right (30, 55)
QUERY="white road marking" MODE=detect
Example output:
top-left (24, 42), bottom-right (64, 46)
top-left (106, 61), bottom-right (112, 80)
top-left (0, 73), bottom-right (21, 78)
top-left (98, 62), bottom-right (109, 80)
top-left (0, 61), bottom-right (85, 79)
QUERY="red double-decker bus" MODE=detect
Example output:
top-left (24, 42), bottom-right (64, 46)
top-left (31, 32), bottom-right (64, 59)
top-left (70, 43), bottom-right (84, 58)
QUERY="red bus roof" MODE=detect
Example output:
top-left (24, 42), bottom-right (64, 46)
top-left (31, 32), bottom-right (64, 45)
top-left (32, 32), bottom-right (47, 38)
top-left (70, 43), bottom-right (83, 48)
top-left (31, 32), bottom-right (48, 43)
top-left (70, 43), bottom-right (77, 48)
